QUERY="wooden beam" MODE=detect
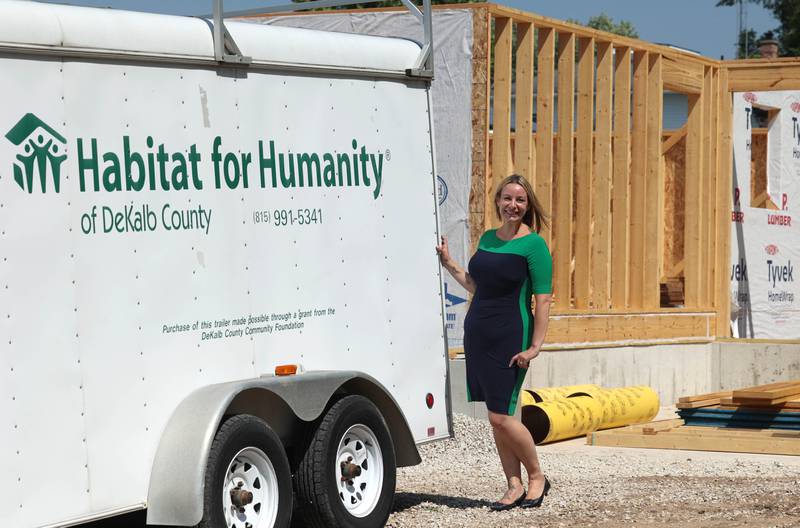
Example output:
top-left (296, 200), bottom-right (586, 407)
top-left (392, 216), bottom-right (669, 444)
top-left (554, 32), bottom-right (576, 308)
top-left (545, 311), bottom-right (714, 344)
top-left (643, 53), bottom-right (663, 309)
top-left (535, 27), bottom-right (556, 246)
top-left (725, 59), bottom-right (800, 92)
top-left (662, 55), bottom-right (704, 94)
top-left (629, 50), bottom-right (648, 310)
top-left (661, 125), bottom-right (687, 155)
top-left (514, 22), bottom-right (535, 183)
top-left (611, 46), bottom-right (631, 309)
top-left (715, 68), bottom-right (732, 336)
top-left (574, 36), bottom-right (594, 309)
top-left (705, 67), bottom-right (717, 308)
top-left (489, 16), bottom-right (513, 230)
top-left (685, 92), bottom-right (703, 308)
top-left (699, 66), bottom-right (712, 307)
top-left (591, 41), bottom-right (613, 309)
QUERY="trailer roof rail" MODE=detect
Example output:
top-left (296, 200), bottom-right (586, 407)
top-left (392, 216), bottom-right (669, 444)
top-left (210, 0), bottom-right (434, 78)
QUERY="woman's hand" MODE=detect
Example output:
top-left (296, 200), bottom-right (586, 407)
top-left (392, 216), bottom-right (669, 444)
top-left (509, 347), bottom-right (540, 369)
top-left (435, 235), bottom-right (451, 266)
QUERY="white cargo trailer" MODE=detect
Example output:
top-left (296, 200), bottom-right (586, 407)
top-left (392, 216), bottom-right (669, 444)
top-left (0, 1), bottom-right (450, 527)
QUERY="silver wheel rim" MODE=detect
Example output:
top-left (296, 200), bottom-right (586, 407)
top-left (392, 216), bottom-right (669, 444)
top-left (222, 447), bottom-right (280, 528)
top-left (336, 424), bottom-right (383, 518)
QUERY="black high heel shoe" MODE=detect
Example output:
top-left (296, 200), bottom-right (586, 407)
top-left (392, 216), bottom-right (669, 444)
top-left (519, 477), bottom-right (550, 508)
top-left (489, 488), bottom-right (526, 511)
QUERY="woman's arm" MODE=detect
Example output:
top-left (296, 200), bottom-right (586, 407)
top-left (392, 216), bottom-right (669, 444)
top-left (435, 236), bottom-right (476, 294)
top-left (509, 293), bottom-right (551, 367)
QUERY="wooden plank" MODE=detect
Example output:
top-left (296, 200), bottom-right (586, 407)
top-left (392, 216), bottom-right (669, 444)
top-left (676, 399), bottom-right (725, 409)
top-left (642, 418), bottom-right (685, 435)
top-left (514, 21), bottom-right (535, 183)
top-left (733, 381), bottom-right (800, 400)
top-left (628, 51), bottom-right (648, 309)
top-left (707, 68), bottom-right (719, 309)
top-left (545, 312), bottom-right (713, 344)
top-left (489, 16), bottom-right (513, 230)
top-left (592, 41), bottom-right (613, 309)
top-left (535, 26), bottom-right (555, 246)
top-left (699, 66), bottom-right (713, 308)
top-left (678, 390), bottom-right (732, 403)
top-left (643, 53), bottom-right (664, 309)
top-left (611, 46), bottom-right (631, 309)
top-left (715, 68), bottom-right (732, 336)
top-left (588, 427), bottom-right (800, 455)
top-left (684, 91), bottom-right (703, 308)
top-left (661, 125), bottom-right (687, 155)
top-left (574, 36), bottom-right (594, 309)
top-left (725, 60), bottom-right (800, 92)
top-left (662, 55), bottom-right (704, 94)
top-left (553, 31), bottom-right (575, 308)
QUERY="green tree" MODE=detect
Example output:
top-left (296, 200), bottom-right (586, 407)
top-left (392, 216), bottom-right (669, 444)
top-left (716, 0), bottom-right (800, 57)
top-left (737, 28), bottom-right (760, 57)
top-left (567, 12), bottom-right (639, 38)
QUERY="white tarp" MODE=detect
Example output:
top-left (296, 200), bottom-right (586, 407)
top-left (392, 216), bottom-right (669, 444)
top-left (731, 90), bottom-right (800, 338)
top-left (252, 9), bottom-right (473, 351)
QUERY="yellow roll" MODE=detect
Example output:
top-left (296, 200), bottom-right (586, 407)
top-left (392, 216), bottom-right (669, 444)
top-left (572, 385), bottom-right (660, 430)
top-left (521, 396), bottom-right (603, 444)
top-left (523, 384), bottom-right (600, 403)
top-left (520, 385), bottom-right (660, 444)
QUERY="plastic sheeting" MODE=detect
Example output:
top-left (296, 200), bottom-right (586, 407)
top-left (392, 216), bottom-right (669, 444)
top-left (731, 90), bottom-right (800, 338)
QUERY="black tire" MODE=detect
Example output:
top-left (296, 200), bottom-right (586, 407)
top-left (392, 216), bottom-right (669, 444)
top-left (199, 414), bottom-right (293, 528)
top-left (294, 395), bottom-right (396, 528)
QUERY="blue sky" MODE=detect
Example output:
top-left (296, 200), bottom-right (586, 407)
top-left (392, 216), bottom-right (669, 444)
top-left (40, 0), bottom-right (778, 60)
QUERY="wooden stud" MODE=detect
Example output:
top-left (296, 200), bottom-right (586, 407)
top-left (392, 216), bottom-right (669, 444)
top-left (725, 60), bottom-right (800, 92)
top-left (489, 16), bottom-right (514, 230)
top-left (706, 68), bottom-right (718, 309)
top-left (643, 53), bottom-right (663, 309)
top-left (685, 91), bottom-right (703, 308)
top-left (611, 46), bottom-right (631, 310)
top-left (628, 51), bottom-right (648, 309)
top-left (554, 32), bottom-right (576, 308)
top-left (715, 68), bottom-right (732, 336)
top-left (514, 22), bottom-right (535, 183)
top-left (699, 66), bottom-right (713, 307)
top-left (574, 36), bottom-right (594, 309)
top-left (535, 27), bottom-right (556, 246)
top-left (592, 41), bottom-right (613, 309)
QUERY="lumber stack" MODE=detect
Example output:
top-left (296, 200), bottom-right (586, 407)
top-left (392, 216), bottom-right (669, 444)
top-left (676, 380), bottom-right (800, 430)
top-left (587, 418), bottom-right (800, 456)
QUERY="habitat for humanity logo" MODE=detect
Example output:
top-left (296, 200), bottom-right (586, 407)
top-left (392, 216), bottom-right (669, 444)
top-left (5, 113), bottom-right (66, 193)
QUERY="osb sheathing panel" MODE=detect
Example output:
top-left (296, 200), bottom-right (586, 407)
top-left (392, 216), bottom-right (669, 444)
top-left (469, 6), bottom-right (490, 252)
top-left (663, 136), bottom-right (686, 279)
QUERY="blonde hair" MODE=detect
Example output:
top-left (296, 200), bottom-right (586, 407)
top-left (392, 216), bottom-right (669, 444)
top-left (493, 174), bottom-right (550, 233)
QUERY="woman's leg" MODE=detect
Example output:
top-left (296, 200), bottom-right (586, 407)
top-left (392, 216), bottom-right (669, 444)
top-left (488, 411), bottom-right (524, 503)
top-left (488, 411), bottom-right (546, 499)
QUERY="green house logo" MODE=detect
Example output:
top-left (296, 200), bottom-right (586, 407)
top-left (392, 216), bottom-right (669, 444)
top-left (5, 113), bottom-right (67, 193)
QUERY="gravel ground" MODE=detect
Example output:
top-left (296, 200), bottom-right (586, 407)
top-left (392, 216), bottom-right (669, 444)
top-left (387, 413), bottom-right (800, 528)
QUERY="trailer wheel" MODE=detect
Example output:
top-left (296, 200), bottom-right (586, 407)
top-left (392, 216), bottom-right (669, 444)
top-left (199, 414), bottom-right (292, 528)
top-left (295, 395), bottom-right (396, 528)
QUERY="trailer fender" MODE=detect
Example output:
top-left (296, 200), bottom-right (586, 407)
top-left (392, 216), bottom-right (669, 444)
top-left (146, 370), bottom-right (419, 526)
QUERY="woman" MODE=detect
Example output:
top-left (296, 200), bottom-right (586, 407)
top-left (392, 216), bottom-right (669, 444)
top-left (436, 174), bottom-right (552, 510)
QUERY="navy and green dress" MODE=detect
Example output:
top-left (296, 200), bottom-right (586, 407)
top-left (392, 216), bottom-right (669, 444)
top-left (464, 229), bottom-right (553, 416)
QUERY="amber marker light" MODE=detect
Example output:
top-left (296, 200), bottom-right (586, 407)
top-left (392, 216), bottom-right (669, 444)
top-left (275, 364), bottom-right (298, 376)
